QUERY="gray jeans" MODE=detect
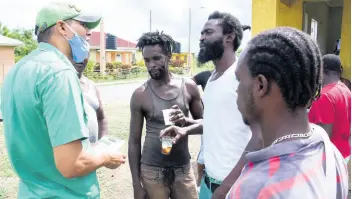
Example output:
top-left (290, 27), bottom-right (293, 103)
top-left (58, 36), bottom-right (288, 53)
top-left (141, 163), bottom-right (198, 199)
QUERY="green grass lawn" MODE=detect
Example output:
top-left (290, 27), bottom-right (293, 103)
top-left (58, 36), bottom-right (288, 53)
top-left (0, 125), bottom-right (14, 178)
top-left (0, 122), bottom-right (17, 199)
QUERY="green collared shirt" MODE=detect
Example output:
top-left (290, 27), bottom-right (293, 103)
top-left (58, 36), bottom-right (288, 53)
top-left (1, 42), bottom-right (100, 198)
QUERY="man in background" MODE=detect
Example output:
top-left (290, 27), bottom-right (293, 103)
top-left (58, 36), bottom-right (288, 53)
top-left (191, 70), bottom-right (212, 188)
top-left (309, 54), bottom-right (351, 164)
top-left (72, 31), bottom-right (108, 143)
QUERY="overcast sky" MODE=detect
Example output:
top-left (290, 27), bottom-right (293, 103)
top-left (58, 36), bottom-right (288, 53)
top-left (0, 0), bottom-right (252, 53)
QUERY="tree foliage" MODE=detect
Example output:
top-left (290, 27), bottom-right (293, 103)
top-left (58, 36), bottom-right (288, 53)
top-left (0, 22), bottom-right (38, 62)
top-left (0, 22), bottom-right (10, 36)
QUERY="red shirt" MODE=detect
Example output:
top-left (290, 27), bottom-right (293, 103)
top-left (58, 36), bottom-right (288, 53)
top-left (309, 81), bottom-right (351, 158)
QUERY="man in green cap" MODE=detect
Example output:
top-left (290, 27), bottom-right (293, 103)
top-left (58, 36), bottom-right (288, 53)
top-left (1, 2), bottom-right (126, 198)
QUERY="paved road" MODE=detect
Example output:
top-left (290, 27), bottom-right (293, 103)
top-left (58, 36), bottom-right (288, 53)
top-left (97, 75), bottom-right (186, 105)
top-left (97, 80), bottom-right (145, 104)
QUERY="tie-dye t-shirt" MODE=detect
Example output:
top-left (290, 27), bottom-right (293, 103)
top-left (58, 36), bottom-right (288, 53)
top-left (226, 125), bottom-right (348, 199)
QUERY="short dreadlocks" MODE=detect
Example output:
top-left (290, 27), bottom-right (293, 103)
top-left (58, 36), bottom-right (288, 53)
top-left (136, 31), bottom-right (176, 55)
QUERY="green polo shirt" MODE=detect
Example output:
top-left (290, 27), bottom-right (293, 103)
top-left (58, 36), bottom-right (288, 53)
top-left (1, 43), bottom-right (100, 198)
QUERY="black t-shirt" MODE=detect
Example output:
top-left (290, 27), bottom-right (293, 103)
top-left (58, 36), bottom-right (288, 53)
top-left (193, 70), bottom-right (212, 91)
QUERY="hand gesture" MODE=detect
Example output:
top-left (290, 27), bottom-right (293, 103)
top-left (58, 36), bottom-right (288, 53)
top-left (169, 105), bottom-right (187, 127)
top-left (160, 125), bottom-right (187, 144)
top-left (104, 152), bottom-right (126, 169)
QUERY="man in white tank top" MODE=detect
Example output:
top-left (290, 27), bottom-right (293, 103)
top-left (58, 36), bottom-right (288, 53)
top-left (72, 31), bottom-right (108, 143)
top-left (160, 11), bottom-right (262, 199)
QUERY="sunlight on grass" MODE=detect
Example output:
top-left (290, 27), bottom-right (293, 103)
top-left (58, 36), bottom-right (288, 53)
top-left (0, 125), bottom-right (15, 178)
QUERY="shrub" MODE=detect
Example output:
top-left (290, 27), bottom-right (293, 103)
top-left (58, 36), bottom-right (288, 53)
top-left (169, 66), bottom-right (177, 74)
top-left (121, 64), bottom-right (132, 69)
top-left (140, 66), bottom-right (147, 72)
top-left (170, 60), bottom-right (185, 68)
top-left (112, 61), bottom-right (123, 69)
top-left (196, 60), bottom-right (214, 70)
top-left (169, 66), bottom-right (183, 74)
top-left (94, 63), bottom-right (100, 71)
top-left (106, 62), bottom-right (114, 70)
top-left (136, 60), bottom-right (145, 67)
top-left (131, 66), bottom-right (141, 74)
top-left (85, 60), bottom-right (95, 73)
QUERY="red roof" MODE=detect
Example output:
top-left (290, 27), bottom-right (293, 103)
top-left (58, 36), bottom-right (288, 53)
top-left (89, 31), bottom-right (136, 49)
top-left (117, 37), bottom-right (136, 48)
top-left (89, 31), bottom-right (105, 47)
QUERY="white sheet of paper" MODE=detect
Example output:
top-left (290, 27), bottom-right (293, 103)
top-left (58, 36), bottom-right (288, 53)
top-left (93, 136), bottom-right (125, 155)
top-left (162, 109), bottom-right (174, 126)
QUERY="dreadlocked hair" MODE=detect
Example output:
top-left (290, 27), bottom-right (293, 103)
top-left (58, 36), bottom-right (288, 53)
top-left (208, 11), bottom-right (250, 51)
top-left (136, 31), bottom-right (176, 55)
top-left (246, 27), bottom-right (323, 111)
top-left (242, 25), bottom-right (251, 31)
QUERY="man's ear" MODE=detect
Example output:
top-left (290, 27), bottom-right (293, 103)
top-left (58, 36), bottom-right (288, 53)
top-left (225, 32), bottom-right (235, 44)
top-left (255, 74), bottom-right (270, 97)
top-left (56, 20), bottom-right (68, 37)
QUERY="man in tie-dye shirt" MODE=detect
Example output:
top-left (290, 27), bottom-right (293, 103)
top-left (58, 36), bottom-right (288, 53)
top-left (227, 27), bottom-right (348, 198)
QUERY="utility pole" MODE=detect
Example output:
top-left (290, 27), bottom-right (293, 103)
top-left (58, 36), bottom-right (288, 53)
top-left (188, 8), bottom-right (192, 76)
top-left (149, 10), bottom-right (152, 32)
top-left (99, 18), bottom-right (106, 76)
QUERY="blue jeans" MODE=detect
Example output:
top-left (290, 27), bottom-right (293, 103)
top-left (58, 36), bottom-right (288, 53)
top-left (199, 175), bottom-right (212, 199)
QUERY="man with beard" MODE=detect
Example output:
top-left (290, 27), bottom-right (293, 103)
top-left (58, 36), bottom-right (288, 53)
top-left (160, 11), bottom-right (262, 199)
top-left (191, 24), bottom-right (252, 190)
top-left (226, 27), bottom-right (348, 199)
top-left (128, 31), bottom-right (203, 199)
top-left (72, 31), bottom-right (108, 143)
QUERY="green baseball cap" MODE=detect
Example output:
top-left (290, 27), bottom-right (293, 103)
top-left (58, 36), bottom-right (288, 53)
top-left (35, 2), bottom-right (101, 35)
